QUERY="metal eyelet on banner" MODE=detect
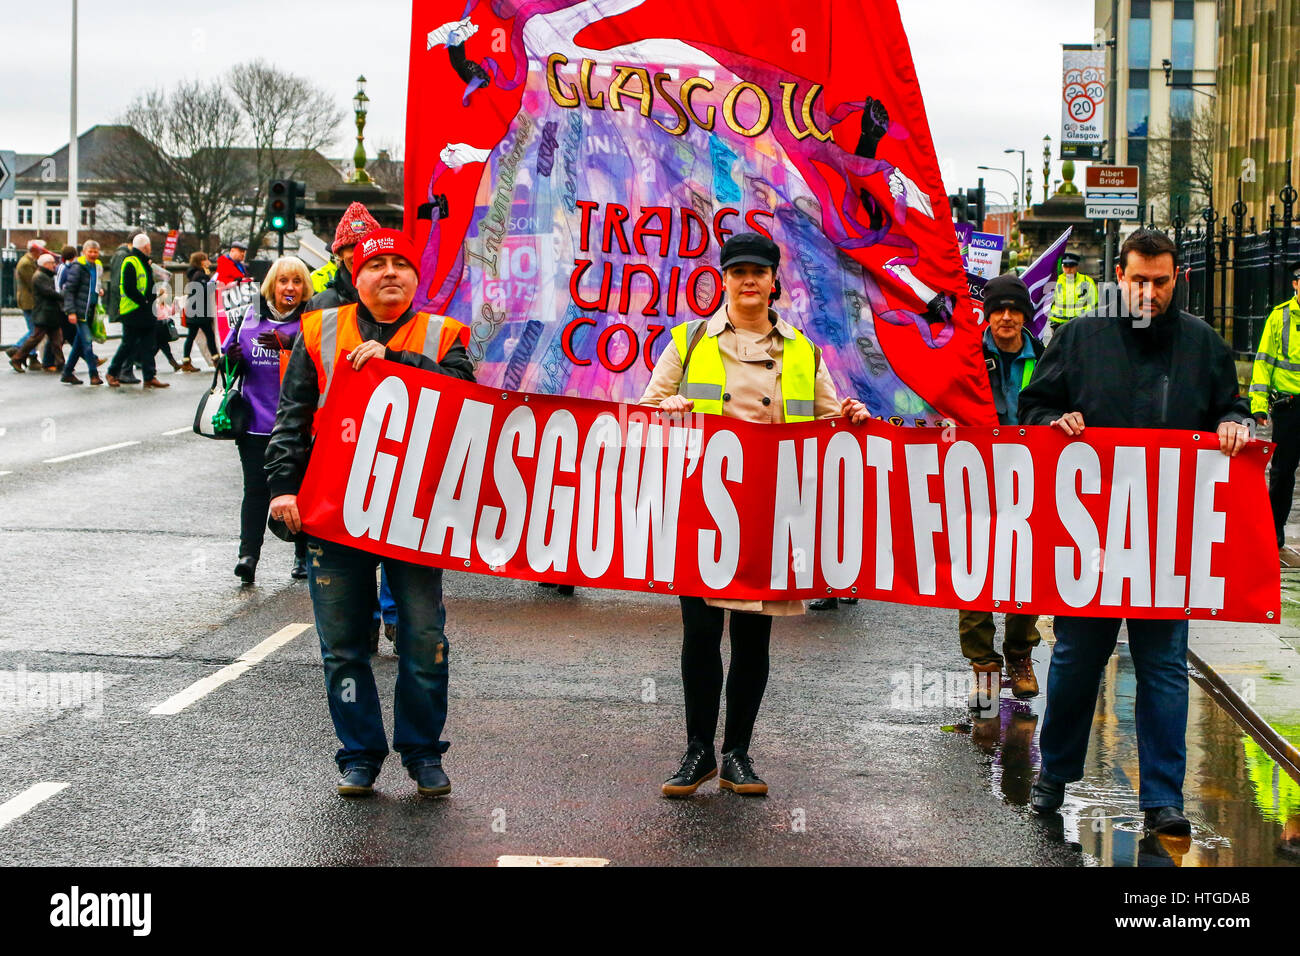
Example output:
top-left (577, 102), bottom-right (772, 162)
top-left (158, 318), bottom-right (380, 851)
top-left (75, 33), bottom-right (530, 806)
top-left (1018, 428), bottom-right (1026, 436)
top-left (648, 581), bottom-right (655, 588)
top-left (1193, 434), bottom-right (1200, 441)
top-left (668, 583), bottom-right (674, 590)
top-left (1015, 602), bottom-right (1023, 609)
top-left (500, 392), bottom-right (508, 399)
top-left (524, 395), bottom-right (530, 402)
top-left (992, 428), bottom-right (999, 436)
top-left (463, 560), bottom-right (471, 567)
top-left (1184, 608), bottom-right (1192, 616)
top-left (993, 601), bottom-right (1001, 608)
top-left (826, 587), bottom-right (832, 594)
top-left (850, 586), bottom-right (858, 594)
top-left (1267, 611), bottom-right (1275, 619)
top-left (1210, 609), bottom-right (1219, 616)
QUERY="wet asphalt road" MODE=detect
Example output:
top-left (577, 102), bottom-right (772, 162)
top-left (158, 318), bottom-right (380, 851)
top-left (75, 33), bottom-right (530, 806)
top-left (0, 362), bottom-right (1132, 865)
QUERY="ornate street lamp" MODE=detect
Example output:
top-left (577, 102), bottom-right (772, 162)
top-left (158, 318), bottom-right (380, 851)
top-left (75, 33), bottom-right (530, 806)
top-left (352, 75), bottom-right (372, 185)
top-left (1042, 135), bottom-right (1052, 203)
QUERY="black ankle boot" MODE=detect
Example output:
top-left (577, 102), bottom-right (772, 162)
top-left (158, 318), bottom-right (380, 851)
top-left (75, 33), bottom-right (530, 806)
top-left (234, 555), bottom-right (257, 585)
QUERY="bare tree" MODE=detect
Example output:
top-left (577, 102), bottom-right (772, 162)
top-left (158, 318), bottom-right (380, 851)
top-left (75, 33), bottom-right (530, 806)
top-left (1145, 102), bottom-right (1215, 222)
top-left (228, 60), bottom-right (347, 251)
top-left (94, 81), bottom-right (247, 251)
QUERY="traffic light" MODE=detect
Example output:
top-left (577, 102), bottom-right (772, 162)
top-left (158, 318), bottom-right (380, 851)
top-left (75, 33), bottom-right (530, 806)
top-left (968, 183), bottom-right (986, 229)
top-left (949, 191), bottom-right (969, 223)
top-left (266, 179), bottom-right (290, 232)
top-left (265, 179), bottom-right (306, 232)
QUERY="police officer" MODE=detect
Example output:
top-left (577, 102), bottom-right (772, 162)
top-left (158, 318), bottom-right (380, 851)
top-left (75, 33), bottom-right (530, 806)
top-left (1047, 251), bottom-right (1098, 337)
top-left (640, 232), bottom-right (869, 798)
top-left (1249, 260), bottom-right (1300, 547)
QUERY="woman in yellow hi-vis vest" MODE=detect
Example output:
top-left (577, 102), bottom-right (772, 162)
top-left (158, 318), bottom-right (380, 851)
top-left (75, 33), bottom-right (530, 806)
top-left (640, 232), bottom-right (869, 798)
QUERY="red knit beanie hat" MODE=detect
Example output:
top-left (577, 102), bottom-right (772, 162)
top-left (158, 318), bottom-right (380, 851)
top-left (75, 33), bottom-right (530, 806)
top-left (351, 228), bottom-right (420, 280)
top-left (333, 202), bottom-right (382, 253)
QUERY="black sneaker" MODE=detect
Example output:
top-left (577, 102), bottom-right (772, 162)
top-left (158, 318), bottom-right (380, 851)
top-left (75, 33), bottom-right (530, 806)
top-left (1144, 806), bottom-right (1191, 836)
top-left (808, 598), bottom-right (838, 610)
top-left (118, 373), bottom-right (141, 384)
top-left (337, 765), bottom-right (378, 798)
top-left (661, 742), bottom-right (717, 797)
top-left (719, 750), bottom-right (768, 795)
top-left (411, 761), bottom-right (451, 797)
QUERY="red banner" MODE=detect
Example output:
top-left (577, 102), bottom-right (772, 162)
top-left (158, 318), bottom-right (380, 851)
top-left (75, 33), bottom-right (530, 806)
top-left (296, 360), bottom-right (1280, 623)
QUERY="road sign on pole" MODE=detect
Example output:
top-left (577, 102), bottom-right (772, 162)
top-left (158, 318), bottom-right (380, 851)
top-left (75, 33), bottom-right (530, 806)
top-left (0, 150), bottom-right (15, 200)
top-left (1085, 165), bottom-right (1139, 221)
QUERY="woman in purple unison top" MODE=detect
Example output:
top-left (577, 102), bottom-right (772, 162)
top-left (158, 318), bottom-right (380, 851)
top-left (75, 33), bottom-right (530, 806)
top-left (223, 256), bottom-right (312, 585)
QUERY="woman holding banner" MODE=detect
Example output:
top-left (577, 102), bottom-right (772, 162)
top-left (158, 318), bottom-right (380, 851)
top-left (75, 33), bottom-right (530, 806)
top-left (224, 256), bottom-right (312, 585)
top-left (641, 231), bottom-right (870, 798)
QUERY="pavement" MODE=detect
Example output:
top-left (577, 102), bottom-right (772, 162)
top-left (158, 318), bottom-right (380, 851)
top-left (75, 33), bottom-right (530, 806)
top-left (0, 330), bottom-right (1296, 866)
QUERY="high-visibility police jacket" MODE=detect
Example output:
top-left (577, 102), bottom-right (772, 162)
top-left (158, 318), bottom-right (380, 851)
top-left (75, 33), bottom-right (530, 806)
top-left (1249, 295), bottom-right (1300, 415)
top-left (298, 302), bottom-right (469, 431)
top-left (1049, 272), bottom-right (1098, 323)
top-left (310, 261), bottom-right (337, 294)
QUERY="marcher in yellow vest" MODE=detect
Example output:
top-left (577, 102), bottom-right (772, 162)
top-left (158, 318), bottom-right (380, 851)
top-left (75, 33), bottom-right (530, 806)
top-left (1048, 251), bottom-right (1098, 326)
top-left (1250, 261), bottom-right (1300, 547)
top-left (640, 231), bottom-right (870, 799)
top-left (265, 228), bottom-right (474, 801)
top-left (310, 260), bottom-right (337, 294)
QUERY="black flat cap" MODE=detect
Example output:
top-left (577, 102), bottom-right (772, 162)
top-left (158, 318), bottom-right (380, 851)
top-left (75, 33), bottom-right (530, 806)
top-left (720, 232), bottom-right (780, 270)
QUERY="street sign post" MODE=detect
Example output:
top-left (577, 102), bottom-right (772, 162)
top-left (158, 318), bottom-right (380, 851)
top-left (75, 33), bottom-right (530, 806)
top-left (1085, 165), bottom-right (1139, 221)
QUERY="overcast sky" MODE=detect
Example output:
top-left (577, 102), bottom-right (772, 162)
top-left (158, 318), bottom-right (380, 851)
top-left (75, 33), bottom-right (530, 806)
top-left (1, 0), bottom-right (1095, 204)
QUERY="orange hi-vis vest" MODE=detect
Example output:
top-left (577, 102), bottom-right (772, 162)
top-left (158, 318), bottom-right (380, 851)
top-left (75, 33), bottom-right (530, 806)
top-left (299, 302), bottom-right (469, 432)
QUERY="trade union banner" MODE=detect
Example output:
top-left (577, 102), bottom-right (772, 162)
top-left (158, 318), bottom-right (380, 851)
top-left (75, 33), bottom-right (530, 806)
top-left (297, 361), bottom-right (1281, 623)
top-left (404, 0), bottom-right (996, 427)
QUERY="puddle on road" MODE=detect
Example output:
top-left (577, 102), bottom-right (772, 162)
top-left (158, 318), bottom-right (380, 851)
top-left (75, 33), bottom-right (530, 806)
top-left (944, 640), bottom-right (1300, 867)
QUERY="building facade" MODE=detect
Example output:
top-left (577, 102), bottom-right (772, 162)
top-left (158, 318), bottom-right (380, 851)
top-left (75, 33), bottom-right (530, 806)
top-left (1096, 0), bottom-right (1219, 217)
top-left (1212, 0), bottom-right (1299, 219)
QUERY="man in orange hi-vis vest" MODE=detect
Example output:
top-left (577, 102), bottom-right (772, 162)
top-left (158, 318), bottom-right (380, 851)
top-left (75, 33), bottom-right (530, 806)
top-left (265, 228), bottom-right (475, 800)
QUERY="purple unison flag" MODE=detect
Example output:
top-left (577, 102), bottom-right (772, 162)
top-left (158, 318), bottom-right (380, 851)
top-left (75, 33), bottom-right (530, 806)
top-left (1022, 227), bottom-right (1073, 337)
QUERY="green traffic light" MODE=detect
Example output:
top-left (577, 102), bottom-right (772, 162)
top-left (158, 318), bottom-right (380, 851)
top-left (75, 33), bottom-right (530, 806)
top-left (272, 217), bottom-right (285, 229)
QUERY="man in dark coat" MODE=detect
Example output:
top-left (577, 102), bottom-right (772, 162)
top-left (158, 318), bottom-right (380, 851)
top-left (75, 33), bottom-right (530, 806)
top-left (8, 254), bottom-right (65, 371)
top-left (105, 234), bottom-right (167, 388)
top-left (961, 274), bottom-right (1046, 708)
top-left (1018, 229), bottom-right (1253, 836)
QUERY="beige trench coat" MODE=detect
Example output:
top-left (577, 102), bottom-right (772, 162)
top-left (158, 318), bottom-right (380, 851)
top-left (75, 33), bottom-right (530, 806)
top-left (640, 307), bottom-right (841, 616)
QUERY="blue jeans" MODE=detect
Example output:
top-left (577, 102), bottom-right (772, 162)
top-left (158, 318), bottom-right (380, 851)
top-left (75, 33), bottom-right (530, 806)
top-left (306, 537), bottom-right (450, 773)
top-left (15, 309), bottom-right (34, 349)
top-left (1039, 616), bottom-right (1189, 809)
top-left (63, 320), bottom-right (97, 377)
top-left (372, 566), bottom-right (397, 627)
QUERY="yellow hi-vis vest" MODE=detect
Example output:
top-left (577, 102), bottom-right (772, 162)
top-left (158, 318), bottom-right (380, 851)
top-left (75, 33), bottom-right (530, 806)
top-left (118, 252), bottom-right (149, 317)
top-left (669, 318), bottom-right (817, 422)
top-left (310, 261), bottom-right (337, 294)
top-left (1049, 272), bottom-right (1098, 322)
top-left (1249, 296), bottom-right (1300, 415)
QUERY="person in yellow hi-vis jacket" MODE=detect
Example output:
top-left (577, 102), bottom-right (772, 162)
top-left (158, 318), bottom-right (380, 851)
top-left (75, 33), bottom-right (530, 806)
top-left (640, 231), bottom-right (870, 799)
top-left (1250, 261), bottom-right (1300, 547)
top-left (1047, 251), bottom-right (1098, 334)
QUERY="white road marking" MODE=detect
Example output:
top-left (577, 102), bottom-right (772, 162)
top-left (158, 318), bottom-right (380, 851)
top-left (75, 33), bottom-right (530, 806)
top-left (0, 782), bottom-right (69, 830)
top-left (160, 426), bottom-right (192, 436)
top-left (497, 856), bottom-right (610, 867)
top-left (150, 623), bottom-right (312, 716)
top-left (43, 440), bottom-right (140, 464)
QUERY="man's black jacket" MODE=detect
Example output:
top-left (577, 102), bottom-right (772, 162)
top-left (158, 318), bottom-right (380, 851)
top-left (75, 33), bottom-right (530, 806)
top-left (32, 267), bottom-right (65, 329)
top-left (1019, 307), bottom-right (1249, 431)
top-left (265, 303), bottom-right (476, 498)
top-left (305, 264), bottom-right (358, 312)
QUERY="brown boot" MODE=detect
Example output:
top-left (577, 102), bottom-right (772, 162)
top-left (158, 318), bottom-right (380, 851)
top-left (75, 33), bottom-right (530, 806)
top-left (1006, 653), bottom-right (1039, 700)
top-left (969, 661), bottom-right (1001, 713)
top-left (142, 378), bottom-right (171, 388)
top-left (180, 358), bottom-right (199, 373)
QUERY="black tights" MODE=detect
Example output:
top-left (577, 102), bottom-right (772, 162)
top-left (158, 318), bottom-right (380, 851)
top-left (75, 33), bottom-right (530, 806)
top-left (184, 319), bottom-right (216, 360)
top-left (679, 596), bottom-right (772, 754)
top-left (236, 433), bottom-right (305, 565)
